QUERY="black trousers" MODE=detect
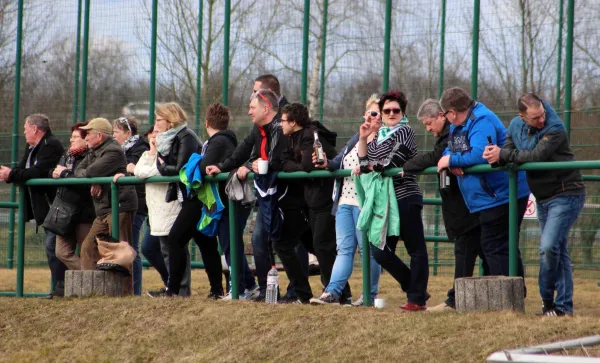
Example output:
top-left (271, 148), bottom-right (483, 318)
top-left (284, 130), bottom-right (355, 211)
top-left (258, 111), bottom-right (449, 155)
top-left (166, 199), bottom-right (223, 295)
top-left (445, 226), bottom-right (488, 308)
top-left (371, 194), bottom-right (429, 305)
top-left (272, 208), bottom-right (313, 302)
top-left (479, 197), bottom-right (527, 279)
top-left (308, 206), bottom-right (351, 299)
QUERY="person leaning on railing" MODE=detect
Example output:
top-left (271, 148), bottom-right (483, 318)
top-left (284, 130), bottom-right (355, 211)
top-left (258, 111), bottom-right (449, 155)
top-left (73, 118), bottom-right (138, 273)
top-left (51, 122), bottom-right (95, 273)
top-left (357, 90), bottom-right (430, 311)
top-left (402, 99), bottom-right (487, 312)
top-left (112, 116), bottom-right (148, 296)
top-left (0, 113), bottom-right (66, 299)
top-left (153, 102), bottom-right (224, 299)
top-left (310, 94), bottom-right (382, 307)
top-left (483, 94), bottom-right (586, 317)
top-left (437, 87), bottom-right (530, 284)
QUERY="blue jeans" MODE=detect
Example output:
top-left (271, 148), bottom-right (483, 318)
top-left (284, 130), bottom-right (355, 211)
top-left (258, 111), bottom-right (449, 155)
top-left (537, 194), bottom-right (585, 314)
top-left (326, 205), bottom-right (380, 299)
top-left (218, 203), bottom-right (256, 292)
top-left (131, 213), bottom-right (145, 296)
top-left (141, 222), bottom-right (169, 286)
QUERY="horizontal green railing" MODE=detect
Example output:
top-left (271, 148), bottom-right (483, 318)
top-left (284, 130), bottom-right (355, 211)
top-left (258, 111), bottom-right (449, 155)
top-left (2, 160), bottom-right (600, 305)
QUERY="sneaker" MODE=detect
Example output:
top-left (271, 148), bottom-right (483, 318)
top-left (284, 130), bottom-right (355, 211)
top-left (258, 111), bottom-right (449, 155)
top-left (340, 295), bottom-right (353, 306)
top-left (309, 292), bottom-right (340, 305)
top-left (426, 302), bottom-right (454, 312)
top-left (292, 299), bottom-right (310, 305)
top-left (400, 302), bottom-right (426, 311)
top-left (207, 290), bottom-right (224, 300)
top-left (244, 284), bottom-right (261, 300)
top-left (350, 295), bottom-right (364, 307)
top-left (220, 291), bottom-right (249, 300)
top-left (535, 300), bottom-right (563, 316)
top-left (147, 288), bottom-right (176, 298)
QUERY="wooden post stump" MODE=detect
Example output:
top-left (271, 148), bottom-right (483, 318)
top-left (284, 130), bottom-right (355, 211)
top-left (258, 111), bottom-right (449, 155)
top-left (455, 276), bottom-right (525, 313)
top-left (65, 270), bottom-right (131, 297)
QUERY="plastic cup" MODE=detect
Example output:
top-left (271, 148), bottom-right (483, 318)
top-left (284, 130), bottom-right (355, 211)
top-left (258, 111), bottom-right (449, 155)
top-left (258, 159), bottom-right (269, 174)
top-left (374, 298), bottom-right (385, 309)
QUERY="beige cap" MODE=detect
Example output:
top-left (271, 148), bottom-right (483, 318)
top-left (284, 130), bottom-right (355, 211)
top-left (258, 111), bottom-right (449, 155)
top-left (80, 118), bottom-right (113, 134)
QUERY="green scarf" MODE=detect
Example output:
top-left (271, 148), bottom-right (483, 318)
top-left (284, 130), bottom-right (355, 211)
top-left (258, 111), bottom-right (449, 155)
top-left (377, 116), bottom-right (408, 144)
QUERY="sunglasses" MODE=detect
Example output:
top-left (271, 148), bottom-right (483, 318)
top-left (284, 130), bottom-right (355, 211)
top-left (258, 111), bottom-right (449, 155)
top-left (368, 110), bottom-right (379, 117)
top-left (382, 108), bottom-right (402, 115)
top-left (118, 117), bottom-right (132, 133)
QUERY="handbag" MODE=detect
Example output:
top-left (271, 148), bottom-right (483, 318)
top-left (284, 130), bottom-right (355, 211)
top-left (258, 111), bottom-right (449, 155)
top-left (42, 194), bottom-right (79, 236)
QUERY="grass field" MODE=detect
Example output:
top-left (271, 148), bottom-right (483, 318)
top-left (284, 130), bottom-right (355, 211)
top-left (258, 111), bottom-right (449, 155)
top-left (1, 269), bottom-right (599, 362)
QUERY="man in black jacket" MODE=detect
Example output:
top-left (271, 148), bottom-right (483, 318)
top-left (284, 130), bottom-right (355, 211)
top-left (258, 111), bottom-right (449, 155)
top-left (280, 102), bottom-right (352, 304)
top-left (207, 90), bottom-right (313, 303)
top-left (0, 114), bottom-right (66, 298)
top-left (402, 99), bottom-right (487, 311)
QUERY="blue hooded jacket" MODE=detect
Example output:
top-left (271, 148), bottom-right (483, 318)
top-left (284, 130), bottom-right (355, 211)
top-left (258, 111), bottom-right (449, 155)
top-left (500, 100), bottom-right (585, 202)
top-left (443, 102), bottom-right (530, 213)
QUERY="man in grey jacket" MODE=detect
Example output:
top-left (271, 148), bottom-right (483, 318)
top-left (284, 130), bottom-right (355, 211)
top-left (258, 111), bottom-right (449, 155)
top-left (69, 118), bottom-right (138, 270)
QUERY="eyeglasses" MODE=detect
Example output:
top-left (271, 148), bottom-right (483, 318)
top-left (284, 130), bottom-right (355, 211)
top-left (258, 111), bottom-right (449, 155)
top-left (382, 108), bottom-right (402, 115)
top-left (523, 110), bottom-right (546, 123)
top-left (442, 110), bottom-right (451, 118)
top-left (118, 117), bottom-right (132, 133)
top-left (255, 92), bottom-right (272, 109)
top-left (367, 110), bottom-right (379, 117)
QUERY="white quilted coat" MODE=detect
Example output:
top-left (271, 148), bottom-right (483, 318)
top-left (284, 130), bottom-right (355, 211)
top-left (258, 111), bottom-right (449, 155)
top-left (134, 151), bottom-right (182, 236)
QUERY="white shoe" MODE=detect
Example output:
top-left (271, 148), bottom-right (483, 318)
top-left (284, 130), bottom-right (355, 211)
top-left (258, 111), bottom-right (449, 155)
top-left (220, 292), bottom-right (248, 300)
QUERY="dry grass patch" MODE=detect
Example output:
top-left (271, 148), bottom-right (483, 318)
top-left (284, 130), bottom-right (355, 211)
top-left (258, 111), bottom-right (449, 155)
top-left (0, 269), bottom-right (599, 362)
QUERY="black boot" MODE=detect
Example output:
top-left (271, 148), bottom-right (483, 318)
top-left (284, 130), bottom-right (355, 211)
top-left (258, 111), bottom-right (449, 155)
top-left (53, 281), bottom-right (65, 297)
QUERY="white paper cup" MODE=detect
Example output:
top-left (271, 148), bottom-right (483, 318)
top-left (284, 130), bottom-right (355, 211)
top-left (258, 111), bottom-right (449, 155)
top-left (258, 159), bottom-right (269, 174)
top-left (374, 298), bottom-right (385, 309)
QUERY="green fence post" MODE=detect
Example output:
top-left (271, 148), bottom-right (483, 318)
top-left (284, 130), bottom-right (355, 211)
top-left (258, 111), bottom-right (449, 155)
top-left (8, 0), bottom-right (25, 270)
top-left (563, 0), bottom-right (574, 140)
top-left (555, 0), bottom-right (564, 109)
top-left (301, 0), bottom-right (310, 105)
top-left (508, 168), bottom-right (518, 277)
top-left (194, 0), bottom-right (203, 135)
top-left (229, 200), bottom-right (239, 299)
top-left (148, 0), bottom-right (158, 126)
top-left (382, 0), bottom-right (392, 93)
top-left (318, 0), bottom-right (329, 123)
top-left (361, 230), bottom-right (372, 307)
top-left (222, 0), bottom-right (230, 106)
top-left (111, 182), bottom-right (120, 240)
top-left (471, 0), bottom-right (480, 99)
top-left (16, 185), bottom-right (26, 298)
top-left (79, 0), bottom-right (90, 122)
top-left (438, 0), bottom-right (446, 98)
top-left (72, 0), bottom-right (83, 124)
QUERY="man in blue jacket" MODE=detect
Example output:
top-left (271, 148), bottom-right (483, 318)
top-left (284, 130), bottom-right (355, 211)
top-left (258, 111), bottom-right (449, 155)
top-left (437, 87), bottom-right (530, 280)
top-left (483, 94), bottom-right (585, 316)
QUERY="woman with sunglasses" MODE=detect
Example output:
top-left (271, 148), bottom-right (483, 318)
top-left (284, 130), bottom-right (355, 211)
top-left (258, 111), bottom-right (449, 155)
top-left (311, 94), bottom-right (383, 306)
top-left (357, 90), bottom-right (429, 311)
top-left (112, 116), bottom-right (148, 296)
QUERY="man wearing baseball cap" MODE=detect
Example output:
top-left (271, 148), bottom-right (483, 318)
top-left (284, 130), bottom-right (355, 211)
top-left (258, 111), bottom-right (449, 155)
top-left (71, 118), bottom-right (138, 272)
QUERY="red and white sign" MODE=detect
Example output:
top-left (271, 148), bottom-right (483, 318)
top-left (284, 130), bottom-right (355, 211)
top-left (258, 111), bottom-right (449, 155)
top-left (524, 194), bottom-right (537, 219)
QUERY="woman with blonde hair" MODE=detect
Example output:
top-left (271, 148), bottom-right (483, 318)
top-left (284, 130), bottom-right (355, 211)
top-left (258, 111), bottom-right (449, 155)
top-left (152, 102), bottom-right (223, 298)
top-left (311, 94), bottom-right (382, 306)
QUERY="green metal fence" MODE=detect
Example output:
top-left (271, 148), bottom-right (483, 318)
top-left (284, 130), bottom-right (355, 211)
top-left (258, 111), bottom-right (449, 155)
top-left (1, 0), bottom-right (600, 280)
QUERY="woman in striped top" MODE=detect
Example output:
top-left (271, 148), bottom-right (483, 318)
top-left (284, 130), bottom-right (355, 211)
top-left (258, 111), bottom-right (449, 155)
top-left (357, 90), bottom-right (430, 311)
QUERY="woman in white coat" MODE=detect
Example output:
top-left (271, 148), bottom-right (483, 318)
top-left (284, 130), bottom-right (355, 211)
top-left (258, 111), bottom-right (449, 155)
top-left (134, 127), bottom-right (191, 296)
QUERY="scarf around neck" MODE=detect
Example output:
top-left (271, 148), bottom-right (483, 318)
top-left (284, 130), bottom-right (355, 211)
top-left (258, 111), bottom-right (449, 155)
top-left (122, 135), bottom-right (140, 153)
top-left (377, 116), bottom-right (408, 144)
top-left (156, 123), bottom-right (188, 156)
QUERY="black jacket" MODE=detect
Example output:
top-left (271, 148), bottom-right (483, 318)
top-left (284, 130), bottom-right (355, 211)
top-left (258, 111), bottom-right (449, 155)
top-left (125, 138), bottom-right (149, 215)
top-left (7, 131), bottom-right (64, 226)
top-left (54, 149), bottom-right (96, 224)
top-left (218, 118), bottom-right (287, 174)
top-left (157, 126), bottom-right (202, 202)
top-left (282, 123), bottom-right (337, 209)
top-left (402, 121), bottom-right (479, 239)
top-left (201, 129), bottom-right (238, 199)
top-left (75, 137), bottom-right (138, 217)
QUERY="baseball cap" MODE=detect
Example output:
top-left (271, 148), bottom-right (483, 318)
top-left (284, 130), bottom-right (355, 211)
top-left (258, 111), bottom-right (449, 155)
top-left (80, 118), bottom-right (113, 134)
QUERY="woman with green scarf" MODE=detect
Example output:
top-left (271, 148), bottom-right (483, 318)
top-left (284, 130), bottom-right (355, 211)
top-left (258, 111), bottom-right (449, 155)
top-left (357, 90), bottom-right (429, 311)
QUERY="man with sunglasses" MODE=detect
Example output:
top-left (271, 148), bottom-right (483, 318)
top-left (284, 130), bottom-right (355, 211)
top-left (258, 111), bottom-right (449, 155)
top-left (483, 93), bottom-right (585, 316)
top-left (437, 87), bottom-right (530, 285)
